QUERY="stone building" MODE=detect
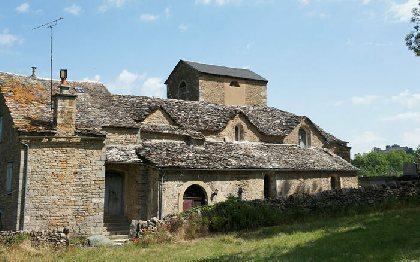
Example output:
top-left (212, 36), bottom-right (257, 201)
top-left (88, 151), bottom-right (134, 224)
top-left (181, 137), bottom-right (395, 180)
top-left (0, 61), bottom-right (358, 235)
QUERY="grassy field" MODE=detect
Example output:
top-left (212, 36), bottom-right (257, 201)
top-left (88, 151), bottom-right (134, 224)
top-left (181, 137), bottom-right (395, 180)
top-left (2, 206), bottom-right (420, 261)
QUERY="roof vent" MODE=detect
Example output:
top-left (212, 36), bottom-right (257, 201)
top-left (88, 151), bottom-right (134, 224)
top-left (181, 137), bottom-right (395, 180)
top-left (31, 67), bottom-right (37, 77)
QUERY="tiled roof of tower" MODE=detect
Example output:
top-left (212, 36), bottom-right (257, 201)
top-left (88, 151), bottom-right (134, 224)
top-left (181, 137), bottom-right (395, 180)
top-left (0, 71), bottom-right (346, 144)
top-left (182, 60), bottom-right (268, 82)
top-left (106, 142), bottom-right (357, 171)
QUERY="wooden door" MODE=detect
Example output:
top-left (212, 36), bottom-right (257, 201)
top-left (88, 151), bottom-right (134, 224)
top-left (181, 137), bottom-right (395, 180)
top-left (105, 174), bottom-right (123, 216)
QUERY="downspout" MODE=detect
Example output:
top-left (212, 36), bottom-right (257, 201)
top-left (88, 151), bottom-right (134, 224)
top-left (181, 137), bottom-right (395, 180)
top-left (19, 141), bottom-right (29, 231)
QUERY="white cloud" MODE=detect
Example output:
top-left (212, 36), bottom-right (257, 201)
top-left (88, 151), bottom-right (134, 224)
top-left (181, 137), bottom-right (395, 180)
top-left (16, 3), bottom-right (30, 13)
top-left (351, 95), bottom-right (378, 105)
top-left (65, 4), bottom-right (82, 16)
top-left (390, 90), bottom-right (420, 109)
top-left (402, 128), bottom-right (420, 148)
top-left (388, 0), bottom-right (418, 22)
top-left (141, 77), bottom-right (165, 97)
top-left (361, 0), bottom-right (370, 5)
top-left (0, 30), bottom-right (23, 46)
top-left (99, 0), bottom-right (125, 12)
top-left (178, 24), bottom-right (188, 32)
top-left (82, 75), bottom-right (101, 83)
top-left (140, 14), bottom-right (160, 22)
top-left (383, 111), bottom-right (420, 122)
top-left (117, 69), bottom-right (141, 85)
top-left (351, 131), bottom-right (387, 154)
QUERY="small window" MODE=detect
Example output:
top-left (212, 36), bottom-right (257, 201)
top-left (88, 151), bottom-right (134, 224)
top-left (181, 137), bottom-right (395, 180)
top-left (178, 81), bottom-right (187, 100)
top-left (6, 162), bottom-right (13, 193)
top-left (331, 177), bottom-right (341, 190)
top-left (298, 129), bottom-right (308, 148)
top-left (234, 125), bottom-right (244, 142)
top-left (0, 116), bottom-right (3, 143)
top-left (230, 81), bottom-right (240, 87)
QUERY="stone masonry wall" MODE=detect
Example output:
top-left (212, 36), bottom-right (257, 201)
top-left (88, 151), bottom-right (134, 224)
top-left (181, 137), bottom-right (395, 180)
top-left (283, 119), bottom-right (326, 148)
top-left (160, 170), bottom-right (264, 217)
top-left (216, 114), bottom-right (262, 142)
top-left (166, 63), bottom-right (200, 101)
top-left (23, 137), bottom-right (105, 235)
top-left (0, 96), bottom-right (22, 231)
top-left (103, 127), bottom-right (139, 145)
top-left (143, 109), bottom-right (175, 125)
top-left (273, 171), bottom-right (358, 198)
top-left (199, 75), bottom-right (267, 106)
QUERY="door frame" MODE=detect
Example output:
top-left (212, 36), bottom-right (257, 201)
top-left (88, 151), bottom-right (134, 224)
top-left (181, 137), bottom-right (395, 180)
top-left (104, 172), bottom-right (125, 217)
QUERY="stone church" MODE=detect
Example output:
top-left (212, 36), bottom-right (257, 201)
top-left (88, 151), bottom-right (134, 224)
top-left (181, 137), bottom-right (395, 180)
top-left (0, 60), bottom-right (358, 235)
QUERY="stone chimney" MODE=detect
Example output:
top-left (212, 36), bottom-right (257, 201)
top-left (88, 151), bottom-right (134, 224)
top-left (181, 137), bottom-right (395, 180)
top-left (53, 69), bottom-right (77, 136)
top-left (31, 67), bottom-right (37, 77)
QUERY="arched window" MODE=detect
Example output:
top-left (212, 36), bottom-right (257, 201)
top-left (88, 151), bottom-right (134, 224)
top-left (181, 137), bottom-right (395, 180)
top-left (298, 129), bottom-right (309, 148)
top-left (183, 184), bottom-right (207, 211)
top-left (230, 80), bottom-right (240, 87)
top-left (178, 81), bottom-right (187, 99)
top-left (234, 125), bottom-right (244, 142)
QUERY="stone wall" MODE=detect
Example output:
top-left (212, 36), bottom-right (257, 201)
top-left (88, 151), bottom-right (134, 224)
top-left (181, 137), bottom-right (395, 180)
top-left (272, 171), bottom-right (358, 198)
top-left (216, 114), bottom-right (262, 142)
top-left (0, 230), bottom-right (70, 248)
top-left (143, 109), bottom-right (175, 125)
top-left (283, 119), bottom-right (326, 148)
top-left (23, 136), bottom-right (105, 235)
top-left (199, 75), bottom-right (267, 106)
top-left (0, 96), bottom-right (22, 231)
top-left (159, 170), bottom-right (264, 217)
top-left (166, 63), bottom-right (200, 101)
top-left (327, 143), bottom-right (351, 162)
top-left (103, 127), bottom-right (139, 145)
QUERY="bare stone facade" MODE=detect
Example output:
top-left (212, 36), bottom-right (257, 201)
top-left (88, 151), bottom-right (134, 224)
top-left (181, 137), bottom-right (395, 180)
top-left (23, 137), bottom-right (105, 235)
top-left (0, 61), bottom-right (357, 235)
top-left (166, 60), bottom-right (268, 106)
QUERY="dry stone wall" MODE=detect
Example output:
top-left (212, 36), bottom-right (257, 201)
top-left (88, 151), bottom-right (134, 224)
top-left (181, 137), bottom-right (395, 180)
top-left (166, 63), bottom-right (200, 101)
top-left (23, 137), bottom-right (105, 235)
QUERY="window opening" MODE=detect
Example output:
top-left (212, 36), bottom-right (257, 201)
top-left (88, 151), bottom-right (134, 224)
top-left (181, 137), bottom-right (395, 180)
top-left (234, 125), bottom-right (244, 142)
top-left (230, 81), bottom-right (240, 87)
top-left (6, 162), bottom-right (13, 193)
top-left (299, 129), bottom-right (308, 148)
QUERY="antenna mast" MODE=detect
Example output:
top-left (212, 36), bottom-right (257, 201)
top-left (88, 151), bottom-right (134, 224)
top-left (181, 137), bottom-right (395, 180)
top-left (33, 17), bottom-right (64, 109)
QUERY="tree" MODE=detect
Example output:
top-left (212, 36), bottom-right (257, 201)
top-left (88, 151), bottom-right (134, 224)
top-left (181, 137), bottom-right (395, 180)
top-left (352, 150), bottom-right (417, 177)
top-left (406, 1), bottom-right (420, 56)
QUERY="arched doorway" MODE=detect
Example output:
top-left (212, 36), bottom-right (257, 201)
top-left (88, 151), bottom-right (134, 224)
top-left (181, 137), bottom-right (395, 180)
top-left (105, 173), bottom-right (124, 216)
top-left (183, 184), bottom-right (207, 211)
top-left (264, 175), bottom-right (270, 199)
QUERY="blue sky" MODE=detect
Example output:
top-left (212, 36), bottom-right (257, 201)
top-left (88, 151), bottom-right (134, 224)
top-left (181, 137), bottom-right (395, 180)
top-left (1, 0), bottom-right (420, 156)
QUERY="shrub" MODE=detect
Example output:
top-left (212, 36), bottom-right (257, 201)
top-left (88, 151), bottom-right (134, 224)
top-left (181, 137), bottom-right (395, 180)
top-left (0, 233), bottom-right (30, 247)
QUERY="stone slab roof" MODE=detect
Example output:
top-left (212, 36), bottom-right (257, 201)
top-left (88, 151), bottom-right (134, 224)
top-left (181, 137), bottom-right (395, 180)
top-left (106, 142), bottom-right (357, 171)
top-left (182, 60), bottom-right (268, 82)
top-left (0, 72), bottom-right (346, 145)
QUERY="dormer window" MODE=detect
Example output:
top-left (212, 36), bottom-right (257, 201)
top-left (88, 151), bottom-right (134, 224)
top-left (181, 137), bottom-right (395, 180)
top-left (234, 125), bottom-right (244, 142)
top-left (230, 81), bottom-right (240, 87)
top-left (298, 128), bottom-right (309, 148)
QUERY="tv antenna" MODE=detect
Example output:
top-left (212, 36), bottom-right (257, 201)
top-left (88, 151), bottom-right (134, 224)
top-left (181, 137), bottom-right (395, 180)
top-left (33, 17), bottom-right (64, 109)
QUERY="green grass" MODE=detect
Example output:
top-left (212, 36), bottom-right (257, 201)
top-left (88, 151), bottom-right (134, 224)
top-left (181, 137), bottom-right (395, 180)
top-left (3, 206), bottom-right (420, 261)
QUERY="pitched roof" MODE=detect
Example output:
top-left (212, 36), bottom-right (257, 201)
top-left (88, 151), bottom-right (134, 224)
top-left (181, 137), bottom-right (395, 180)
top-left (181, 60), bottom-right (268, 82)
top-left (0, 72), bottom-right (346, 144)
top-left (106, 142), bottom-right (357, 171)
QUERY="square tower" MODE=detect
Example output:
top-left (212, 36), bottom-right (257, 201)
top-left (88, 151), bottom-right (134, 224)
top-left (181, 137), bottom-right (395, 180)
top-left (165, 60), bottom-right (268, 106)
